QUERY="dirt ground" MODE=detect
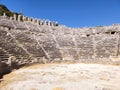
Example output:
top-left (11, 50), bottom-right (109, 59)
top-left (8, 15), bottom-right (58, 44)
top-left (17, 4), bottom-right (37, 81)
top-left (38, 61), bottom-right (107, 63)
top-left (0, 63), bottom-right (120, 90)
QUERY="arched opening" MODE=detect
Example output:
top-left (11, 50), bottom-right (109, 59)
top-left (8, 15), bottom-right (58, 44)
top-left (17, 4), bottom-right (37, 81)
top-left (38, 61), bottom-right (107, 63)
top-left (86, 34), bottom-right (90, 37)
top-left (111, 31), bottom-right (116, 35)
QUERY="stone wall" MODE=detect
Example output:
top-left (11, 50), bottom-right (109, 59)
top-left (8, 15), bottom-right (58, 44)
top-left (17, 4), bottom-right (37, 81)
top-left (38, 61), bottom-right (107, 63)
top-left (0, 17), bottom-right (120, 77)
top-left (0, 13), bottom-right (58, 27)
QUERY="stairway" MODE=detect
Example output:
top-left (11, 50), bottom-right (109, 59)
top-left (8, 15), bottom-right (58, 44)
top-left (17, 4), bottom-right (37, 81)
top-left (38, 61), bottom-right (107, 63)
top-left (0, 47), bottom-right (9, 62)
top-left (0, 47), bottom-right (11, 79)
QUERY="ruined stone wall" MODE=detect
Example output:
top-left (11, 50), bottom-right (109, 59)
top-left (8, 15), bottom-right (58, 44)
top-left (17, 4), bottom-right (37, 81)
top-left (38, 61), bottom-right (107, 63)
top-left (0, 17), bottom-right (120, 73)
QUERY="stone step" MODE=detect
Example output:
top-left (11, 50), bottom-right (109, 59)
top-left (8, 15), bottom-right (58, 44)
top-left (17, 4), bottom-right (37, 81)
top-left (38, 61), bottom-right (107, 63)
top-left (0, 52), bottom-right (8, 54)
top-left (0, 48), bottom-right (8, 53)
top-left (0, 55), bottom-right (9, 57)
top-left (0, 55), bottom-right (9, 58)
top-left (0, 53), bottom-right (8, 56)
top-left (0, 52), bottom-right (7, 54)
top-left (0, 56), bottom-right (8, 58)
top-left (0, 57), bottom-right (8, 59)
top-left (0, 55), bottom-right (9, 56)
top-left (0, 58), bottom-right (9, 60)
top-left (0, 59), bottom-right (8, 61)
top-left (0, 48), bottom-right (9, 61)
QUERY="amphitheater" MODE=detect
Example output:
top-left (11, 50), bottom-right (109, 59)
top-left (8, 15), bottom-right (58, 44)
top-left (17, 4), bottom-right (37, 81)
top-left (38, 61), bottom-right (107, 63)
top-left (0, 11), bottom-right (120, 90)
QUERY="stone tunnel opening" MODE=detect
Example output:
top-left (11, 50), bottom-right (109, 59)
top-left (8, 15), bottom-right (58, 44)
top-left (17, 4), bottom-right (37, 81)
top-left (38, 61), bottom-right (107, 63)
top-left (111, 31), bottom-right (116, 35)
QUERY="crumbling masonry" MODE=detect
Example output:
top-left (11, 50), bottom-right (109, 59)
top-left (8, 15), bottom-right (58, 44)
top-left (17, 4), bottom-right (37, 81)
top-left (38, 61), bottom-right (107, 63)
top-left (0, 13), bottom-right (120, 78)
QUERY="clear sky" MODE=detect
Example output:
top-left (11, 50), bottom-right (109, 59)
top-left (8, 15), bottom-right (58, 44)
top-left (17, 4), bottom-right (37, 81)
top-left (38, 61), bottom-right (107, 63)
top-left (0, 0), bottom-right (120, 27)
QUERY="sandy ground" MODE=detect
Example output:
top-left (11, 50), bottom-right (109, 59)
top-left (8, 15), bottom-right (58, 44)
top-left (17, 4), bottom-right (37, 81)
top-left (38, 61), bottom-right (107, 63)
top-left (0, 63), bottom-right (120, 90)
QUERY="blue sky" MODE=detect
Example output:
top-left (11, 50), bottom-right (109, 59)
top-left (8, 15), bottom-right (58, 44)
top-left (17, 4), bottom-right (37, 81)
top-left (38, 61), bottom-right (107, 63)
top-left (0, 0), bottom-right (120, 27)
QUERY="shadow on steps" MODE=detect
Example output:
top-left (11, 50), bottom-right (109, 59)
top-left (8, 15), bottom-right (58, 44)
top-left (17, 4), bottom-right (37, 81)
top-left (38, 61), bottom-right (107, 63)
top-left (0, 61), bottom-right (27, 82)
top-left (0, 62), bottom-right (11, 82)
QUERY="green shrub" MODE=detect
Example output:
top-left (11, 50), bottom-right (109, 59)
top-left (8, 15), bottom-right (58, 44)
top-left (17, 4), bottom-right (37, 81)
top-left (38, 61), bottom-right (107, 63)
top-left (0, 4), bottom-right (18, 17)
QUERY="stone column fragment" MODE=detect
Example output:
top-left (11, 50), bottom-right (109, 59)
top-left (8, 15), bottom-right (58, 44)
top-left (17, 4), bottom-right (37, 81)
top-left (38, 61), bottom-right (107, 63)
top-left (13, 14), bottom-right (17, 20)
top-left (18, 15), bottom-right (21, 21)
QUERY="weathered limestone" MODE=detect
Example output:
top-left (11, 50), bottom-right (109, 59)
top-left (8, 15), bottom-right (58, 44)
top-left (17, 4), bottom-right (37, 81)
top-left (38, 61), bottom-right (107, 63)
top-left (22, 16), bottom-right (25, 21)
top-left (40, 20), bottom-right (44, 25)
top-left (36, 19), bottom-right (40, 25)
top-left (13, 14), bottom-right (17, 20)
top-left (9, 17), bottom-right (13, 20)
top-left (0, 13), bottom-right (58, 27)
top-left (3, 13), bottom-right (6, 18)
top-left (28, 17), bottom-right (31, 22)
top-left (0, 61), bottom-right (11, 79)
top-left (0, 13), bottom-right (120, 79)
top-left (18, 15), bottom-right (21, 21)
top-left (32, 18), bottom-right (35, 24)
